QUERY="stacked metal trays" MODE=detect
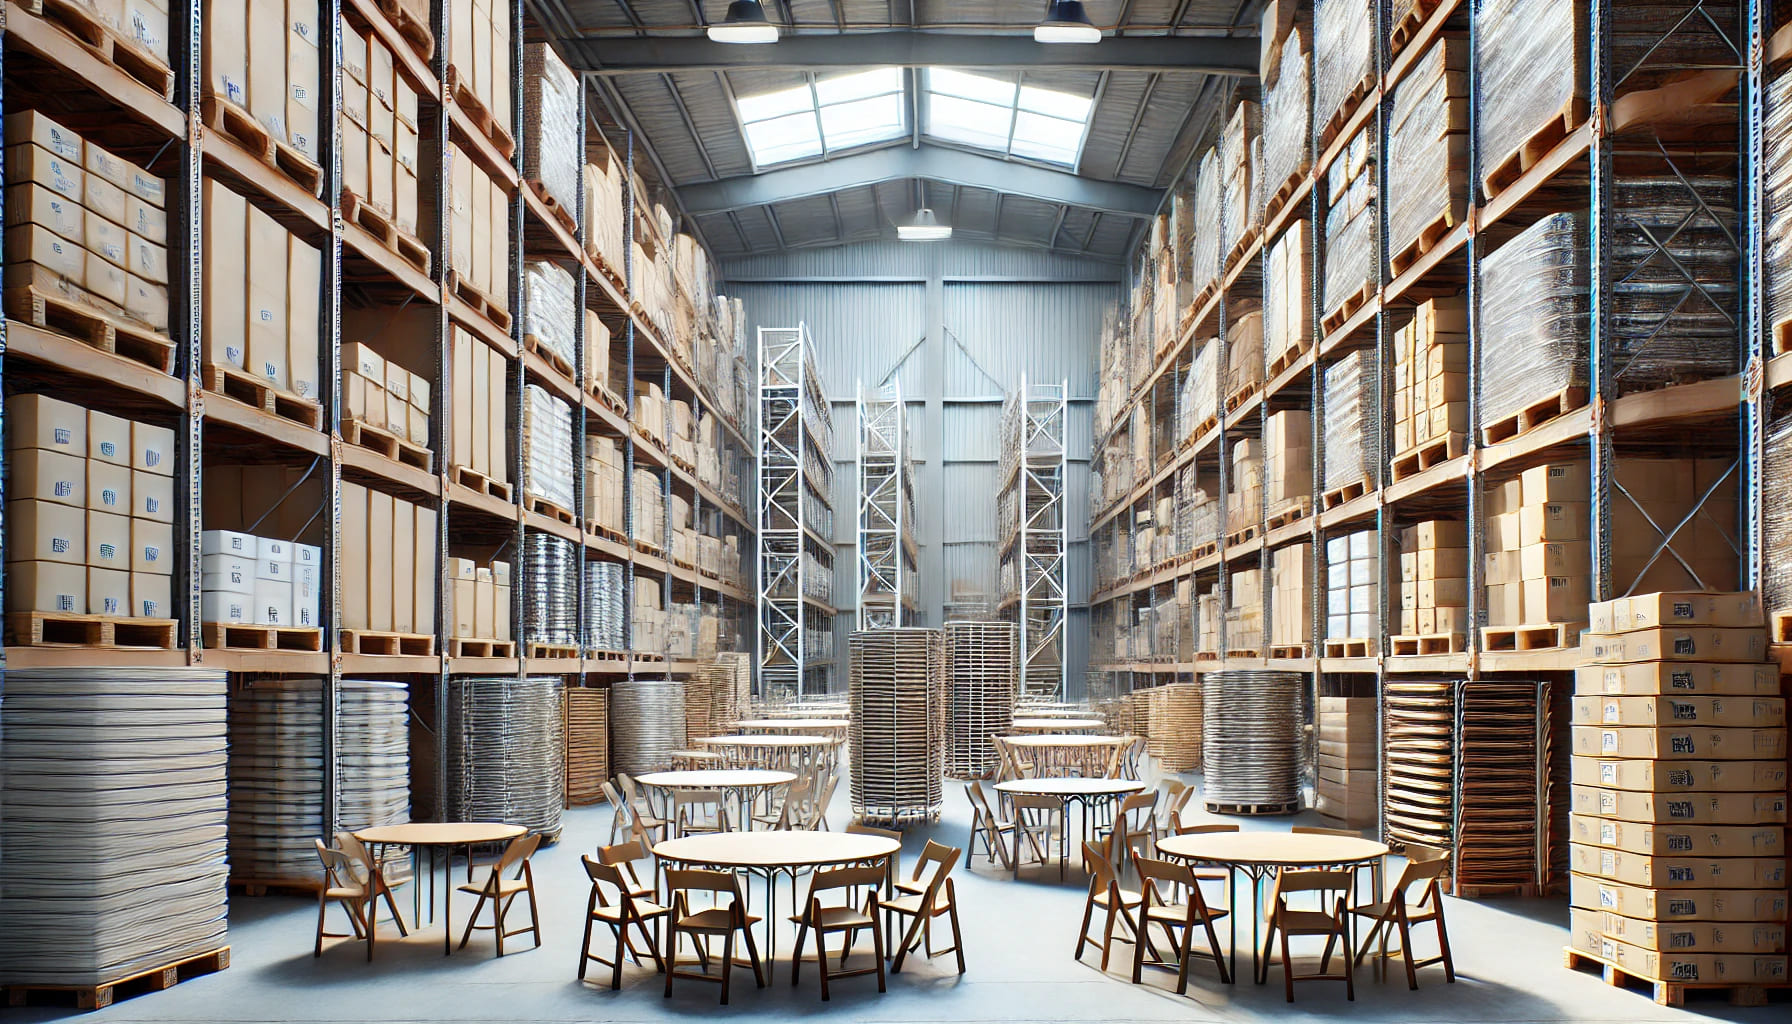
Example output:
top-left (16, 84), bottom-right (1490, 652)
top-left (850, 628), bottom-right (945, 825)
top-left (944, 621), bottom-right (1017, 779)
top-left (1201, 670), bottom-right (1303, 812)
top-left (584, 560), bottom-right (625, 651)
top-left (227, 676), bottom-right (326, 885)
top-left (0, 669), bottom-right (231, 987)
top-left (337, 679), bottom-right (411, 833)
top-left (524, 532), bottom-right (578, 646)
top-left (445, 676), bottom-right (565, 840)
top-left (1147, 681), bottom-right (1203, 773)
top-left (609, 677), bottom-right (686, 776)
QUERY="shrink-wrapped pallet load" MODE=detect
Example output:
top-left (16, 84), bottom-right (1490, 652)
top-left (1479, 212), bottom-right (1588, 434)
top-left (1322, 349), bottom-right (1378, 496)
top-left (1386, 38), bottom-right (1469, 273)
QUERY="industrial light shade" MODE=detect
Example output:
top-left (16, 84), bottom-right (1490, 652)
top-left (1034, 0), bottom-right (1100, 43)
top-left (708, 0), bottom-right (778, 43)
top-left (897, 208), bottom-right (952, 241)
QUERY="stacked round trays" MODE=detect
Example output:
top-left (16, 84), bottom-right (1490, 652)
top-left (609, 678), bottom-right (687, 776)
top-left (1201, 670), bottom-right (1304, 814)
top-left (942, 621), bottom-right (1017, 779)
top-left (523, 532), bottom-right (577, 647)
top-left (849, 628), bottom-right (945, 826)
top-left (337, 679), bottom-right (411, 833)
top-left (445, 676), bottom-right (565, 840)
top-left (228, 676), bottom-right (326, 885)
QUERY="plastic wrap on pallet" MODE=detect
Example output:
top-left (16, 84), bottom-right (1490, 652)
top-left (1221, 100), bottom-right (1260, 259)
top-left (1322, 349), bottom-right (1378, 493)
top-left (1265, 220), bottom-right (1312, 368)
top-left (1764, 410), bottom-right (1792, 616)
top-left (1190, 148), bottom-right (1221, 296)
top-left (523, 43), bottom-right (579, 211)
top-left (1387, 39), bottom-right (1468, 270)
top-left (1313, 0), bottom-right (1373, 140)
top-left (1609, 172), bottom-right (1738, 391)
top-left (1479, 212), bottom-right (1588, 427)
top-left (1321, 124), bottom-right (1377, 320)
top-left (1768, 72), bottom-right (1792, 333)
top-left (523, 532), bottom-right (578, 646)
top-left (1478, 0), bottom-right (1582, 188)
top-left (1261, 25), bottom-right (1312, 217)
top-left (522, 384), bottom-right (575, 512)
top-left (522, 260), bottom-right (575, 368)
top-left (445, 676), bottom-right (564, 839)
top-left (1178, 338), bottom-right (1220, 441)
top-left (584, 560), bottom-right (626, 651)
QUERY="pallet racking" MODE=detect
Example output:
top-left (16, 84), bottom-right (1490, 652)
top-left (855, 376), bottom-right (917, 630)
top-left (997, 375), bottom-right (1070, 702)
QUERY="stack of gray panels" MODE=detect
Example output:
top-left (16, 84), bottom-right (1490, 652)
top-left (227, 676), bottom-right (326, 885)
top-left (584, 559), bottom-right (626, 651)
top-left (445, 676), bottom-right (564, 841)
top-left (524, 532), bottom-right (578, 646)
top-left (337, 679), bottom-right (411, 834)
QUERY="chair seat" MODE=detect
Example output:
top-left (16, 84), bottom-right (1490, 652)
top-left (1349, 901), bottom-right (1440, 923)
top-left (678, 907), bottom-right (764, 931)
top-left (1093, 888), bottom-right (1143, 909)
top-left (593, 897), bottom-right (670, 922)
top-left (788, 906), bottom-right (876, 929)
top-left (324, 884), bottom-right (367, 900)
top-left (458, 878), bottom-right (530, 899)
top-left (883, 893), bottom-right (943, 916)
top-left (895, 879), bottom-right (929, 896)
top-left (1143, 903), bottom-right (1228, 924)
top-left (1275, 909), bottom-right (1341, 933)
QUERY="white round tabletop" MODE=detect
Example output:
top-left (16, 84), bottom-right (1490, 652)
top-left (698, 734), bottom-right (833, 748)
top-left (354, 822), bottom-right (526, 847)
top-left (1002, 733), bottom-right (1129, 748)
top-left (995, 778), bottom-right (1147, 797)
top-left (1155, 830), bottom-right (1388, 867)
top-left (633, 769), bottom-right (796, 790)
top-left (1010, 717), bottom-right (1107, 732)
top-left (654, 830), bottom-right (901, 869)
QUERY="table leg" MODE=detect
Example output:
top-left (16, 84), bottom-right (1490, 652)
top-left (1250, 868), bottom-right (1264, 984)
top-left (1226, 867), bottom-right (1237, 983)
top-left (443, 845), bottom-right (455, 956)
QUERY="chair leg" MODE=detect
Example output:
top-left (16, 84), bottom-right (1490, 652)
top-left (872, 920), bottom-right (887, 993)
top-left (493, 892), bottom-right (508, 957)
top-left (457, 892), bottom-right (486, 950)
top-left (740, 916), bottom-right (767, 988)
top-left (663, 927), bottom-right (678, 998)
top-left (817, 931), bottom-right (831, 1002)
top-left (636, 919), bottom-right (665, 972)
top-left (791, 923), bottom-right (808, 986)
top-left (1280, 927), bottom-right (1295, 1003)
top-left (315, 897), bottom-right (328, 958)
top-left (365, 898), bottom-right (377, 962)
top-left (578, 897), bottom-right (596, 981)
top-left (611, 924), bottom-right (626, 991)
top-left (1201, 912), bottom-right (1231, 986)
top-left (380, 881), bottom-right (409, 936)
top-left (1174, 922), bottom-right (1194, 995)
top-left (526, 880), bottom-right (543, 948)
top-left (1398, 913), bottom-right (1418, 990)
top-left (1074, 894), bottom-right (1096, 963)
top-left (1434, 902), bottom-right (1457, 983)
top-left (1343, 924), bottom-right (1356, 1001)
top-left (720, 931), bottom-right (733, 1005)
top-left (948, 899), bottom-right (967, 974)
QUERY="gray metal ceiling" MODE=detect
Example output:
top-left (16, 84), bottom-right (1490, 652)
top-left (527, 0), bottom-right (1260, 260)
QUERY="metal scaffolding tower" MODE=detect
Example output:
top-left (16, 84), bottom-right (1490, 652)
top-left (998, 376), bottom-right (1070, 701)
top-left (757, 325), bottom-right (837, 699)
top-left (856, 378), bottom-right (919, 630)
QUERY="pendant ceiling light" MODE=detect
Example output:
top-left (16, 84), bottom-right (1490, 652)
top-left (708, 0), bottom-right (779, 43)
top-left (1035, 0), bottom-right (1101, 44)
top-left (898, 208), bottom-right (952, 241)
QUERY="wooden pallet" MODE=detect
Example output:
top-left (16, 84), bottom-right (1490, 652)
top-left (523, 333), bottom-right (575, 380)
top-left (7, 612), bottom-right (179, 648)
top-left (1388, 205), bottom-right (1461, 277)
top-left (592, 251), bottom-right (627, 291)
top-left (202, 622), bottom-right (323, 652)
top-left (1225, 525), bottom-right (1259, 548)
top-left (1204, 800), bottom-right (1301, 816)
top-left (586, 520), bottom-right (628, 546)
top-left (1322, 477), bottom-right (1372, 510)
top-left (528, 643), bottom-right (579, 660)
top-left (6, 947), bottom-right (228, 1010)
top-left (1262, 165), bottom-right (1311, 227)
top-left (1194, 650), bottom-right (1221, 665)
top-left (1223, 649), bottom-right (1261, 660)
top-left (527, 495), bottom-right (577, 525)
top-left (591, 381), bottom-right (628, 416)
top-left (1482, 96), bottom-right (1588, 201)
top-left (1480, 621), bottom-right (1581, 652)
top-left (1481, 386), bottom-right (1588, 446)
top-left (1267, 338), bottom-right (1312, 380)
top-left (447, 636), bottom-right (517, 658)
top-left (1322, 637), bottom-right (1373, 659)
top-left (1317, 70), bottom-right (1377, 152)
top-left (1189, 414), bottom-right (1219, 445)
top-left (633, 651), bottom-right (666, 664)
top-left (1189, 279), bottom-right (1219, 319)
top-left (340, 629), bottom-right (434, 656)
top-left (1320, 279), bottom-right (1376, 336)
top-left (6, 285), bottom-right (176, 372)
top-left (451, 463), bottom-right (514, 502)
top-left (1268, 644), bottom-right (1311, 660)
top-left (341, 189), bottom-right (431, 274)
top-left (526, 179), bottom-right (577, 232)
top-left (204, 363), bottom-right (324, 429)
top-left (445, 65), bottom-right (517, 159)
top-left (1192, 539), bottom-right (1219, 560)
top-left (342, 416), bottom-right (433, 471)
top-left (1773, 611), bottom-right (1792, 643)
top-left (200, 94), bottom-right (324, 196)
top-left (1390, 431), bottom-right (1466, 481)
top-left (1223, 223), bottom-right (1261, 273)
top-left (674, 557), bottom-right (697, 572)
top-left (446, 270), bottom-right (513, 332)
top-left (22, 0), bottom-right (176, 99)
top-left (585, 648), bottom-right (629, 664)
top-left (1562, 947), bottom-right (1787, 1008)
top-left (374, 0), bottom-right (435, 60)
top-left (1390, 632), bottom-right (1468, 656)
top-left (1388, 0), bottom-right (1446, 56)
top-left (1224, 379), bottom-right (1260, 413)
top-left (1266, 496), bottom-right (1311, 531)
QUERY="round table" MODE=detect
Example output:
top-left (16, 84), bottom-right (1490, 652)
top-left (996, 778), bottom-right (1146, 874)
top-left (698, 734), bottom-right (838, 772)
top-left (354, 822), bottom-right (528, 955)
top-left (1009, 717), bottom-right (1106, 733)
top-left (1000, 734), bottom-right (1131, 777)
top-left (731, 718), bottom-right (852, 741)
top-left (634, 769), bottom-right (796, 831)
top-left (654, 831), bottom-right (902, 956)
top-left (1155, 830), bottom-right (1389, 982)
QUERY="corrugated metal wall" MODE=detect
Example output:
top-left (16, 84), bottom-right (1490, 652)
top-left (727, 240), bottom-right (1118, 698)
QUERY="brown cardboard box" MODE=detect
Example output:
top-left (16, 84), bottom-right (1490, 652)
top-left (1570, 874), bottom-right (1790, 922)
top-left (205, 0), bottom-right (248, 104)
top-left (286, 0), bottom-right (320, 160)
top-left (86, 510), bottom-right (131, 571)
top-left (133, 470), bottom-right (172, 523)
top-left (367, 488), bottom-right (394, 631)
top-left (385, 392), bottom-right (408, 439)
top-left (1523, 461), bottom-right (1589, 505)
top-left (5, 111), bottom-right (82, 161)
top-left (131, 517), bottom-right (173, 575)
top-left (453, 576), bottom-right (476, 637)
top-left (288, 235), bottom-right (321, 400)
top-left (1419, 578), bottom-right (1467, 608)
top-left (132, 421), bottom-right (175, 475)
top-left (1486, 582), bottom-right (1522, 626)
top-left (1595, 910), bottom-right (1788, 954)
top-left (392, 494), bottom-right (414, 632)
top-left (1584, 627), bottom-right (1770, 665)
top-left (7, 143), bottom-right (83, 201)
top-left (87, 461), bottom-right (131, 515)
top-left (6, 182), bottom-right (85, 240)
top-left (1568, 786), bottom-right (1785, 826)
top-left (9, 499), bottom-right (85, 562)
top-left (1519, 501), bottom-right (1588, 543)
top-left (87, 566), bottom-right (130, 616)
top-left (245, 201), bottom-right (288, 388)
top-left (1524, 574), bottom-right (1589, 622)
top-left (453, 327), bottom-right (475, 469)
top-left (1569, 844), bottom-right (1785, 889)
top-left (1574, 662), bottom-right (1782, 697)
top-left (1417, 547), bottom-right (1468, 579)
top-left (247, 0), bottom-right (288, 138)
top-left (85, 410), bottom-right (130, 465)
top-left (1569, 814), bottom-right (1783, 859)
top-left (1434, 607), bottom-right (1470, 633)
top-left (1578, 929), bottom-right (1790, 984)
top-left (1572, 695), bottom-right (1786, 729)
top-left (6, 224), bottom-right (85, 281)
top-left (86, 250), bottom-right (128, 305)
top-left (469, 334), bottom-right (489, 471)
top-left (414, 503), bottom-right (436, 631)
top-left (11, 449), bottom-right (86, 507)
top-left (202, 180), bottom-right (247, 369)
top-left (340, 480), bottom-right (369, 628)
top-left (124, 274), bottom-right (169, 330)
top-left (1623, 592), bottom-right (1764, 631)
top-left (344, 118), bottom-right (370, 199)
top-left (7, 393), bottom-right (86, 454)
top-left (128, 233), bottom-right (168, 285)
top-left (1521, 541), bottom-right (1589, 581)
top-left (487, 346), bottom-right (507, 483)
top-left (474, 571), bottom-right (495, 638)
top-left (1487, 510), bottom-right (1520, 551)
top-left (1570, 724), bottom-right (1786, 761)
top-left (1570, 757), bottom-right (1786, 794)
top-left (83, 172), bottom-right (127, 228)
top-left (125, 193), bottom-right (167, 245)
top-left (7, 560), bottom-right (85, 613)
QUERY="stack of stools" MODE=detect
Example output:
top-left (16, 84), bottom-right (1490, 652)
top-left (564, 686), bottom-right (609, 806)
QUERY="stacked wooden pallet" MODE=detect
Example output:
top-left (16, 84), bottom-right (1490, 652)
top-left (944, 621), bottom-right (1017, 779)
top-left (564, 686), bottom-right (608, 807)
top-left (850, 628), bottom-right (944, 826)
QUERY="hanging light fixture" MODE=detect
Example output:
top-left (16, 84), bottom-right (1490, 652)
top-left (898, 208), bottom-right (952, 241)
top-left (708, 0), bottom-right (779, 43)
top-left (1034, 0), bottom-right (1100, 43)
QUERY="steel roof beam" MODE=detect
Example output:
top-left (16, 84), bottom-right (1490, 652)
top-left (576, 32), bottom-right (1258, 75)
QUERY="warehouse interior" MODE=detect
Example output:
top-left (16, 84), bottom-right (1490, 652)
top-left (1, 0), bottom-right (1789, 1020)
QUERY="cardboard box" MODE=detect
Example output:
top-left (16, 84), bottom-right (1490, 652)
top-left (85, 510), bottom-right (131, 571)
top-left (1572, 724), bottom-right (1786, 761)
top-left (344, 118), bottom-right (370, 198)
top-left (1525, 575), bottom-right (1590, 623)
top-left (247, 0), bottom-right (288, 138)
top-left (286, 2), bottom-right (320, 160)
top-left (8, 499), bottom-right (85, 563)
top-left (87, 461), bottom-right (131, 514)
top-left (1417, 547), bottom-right (1468, 579)
top-left (11, 449), bottom-right (86, 507)
top-left (1569, 757), bottom-right (1787, 793)
top-left (1570, 785), bottom-right (1788, 825)
top-left (287, 235), bottom-right (321, 400)
top-left (487, 345), bottom-right (507, 483)
top-left (392, 494), bottom-right (414, 632)
top-left (132, 420), bottom-right (175, 475)
top-left (131, 517), bottom-right (173, 574)
top-left (6, 181), bottom-right (84, 243)
top-left (414, 503), bottom-right (436, 631)
top-left (1579, 931), bottom-right (1790, 985)
top-left (7, 393), bottom-right (86, 454)
top-left (1593, 910), bottom-right (1788, 955)
top-left (87, 566), bottom-right (130, 616)
top-left (84, 172), bottom-right (127, 230)
top-left (201, 529), bottom-right (256, 556)
top-left (83, 410), bottom-right (131, 466)
top-left (5, 111), bottom-right (82, 161)
top-left (1523, 461), bottom-right (1589, 505)
top-left (7, 561), bottom-right (85, 613)
top-left (1619, 592), bottom-right (1764, 631)
top-left (1575, 662), bottom-right (1782, 697)
top-left (7, 223), bottom-right (85, 281)
top-left (1519, 501), bottom-right (1588, 543)
top-left (1569, 844), bottom-right (1785, 889)
top-left (86, 249), bottom-right (127, 304)
top-left (474, 575), bottom-right (494, 638)
top-left (1569, 815), bottom-right (1783, 859)
top-left (202, 589), bottom-right (251, 623)
top-left (125, 273), bottom-right (170, 330)
top-left (125, 193), bottom-right (167, 245)
top-left (205, 0), bottom-right (248, 103)
top-left (452, 576), bottom-right (476, 636)
top-left (453, 328), bottom-right (475, 469)
top-left (367, 488), bottom-right (394, 630)
top-left (202, 180), bottom-right (248, 369)
top-left (1570, 875), bottom-right (1790, 922)
top-left (1584, 627), bottom-right (1770, 665)
top-left (1573, 695), bottom-right (1786, 729)
top-left (253, 577), bottom-right (293, 626)
top-left (339, 481), bottom-right (368, 627)
top-left (246, 201), bottom-right (288, 388)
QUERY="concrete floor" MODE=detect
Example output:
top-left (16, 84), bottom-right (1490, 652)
top-left (19, 775), bottom-right (1786, 1023)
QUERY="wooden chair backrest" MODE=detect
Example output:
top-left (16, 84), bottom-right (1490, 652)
top-left (807, 863), bottom-right (888, 900)
top-left (809, 774), bottom-right (839, 825)
top-left (333, 831), bottom-right (376, 874)
top-left (1118, 790), bottom-right (1158, 824)
top-left (1389, 846), bottom-right (1451, 899)
top-left (666, 867), bottom-right (745, 900)
top-left (597, 840), bottom-right (649, 888)
top-left (496, 832), bottom-right (541, 874)
top-left (581, 853), bottom-right (629, 899)
top-left (1175, 822), bottom-right (1241, 835)
top-left (616, 772), bottom-right (641, 803)
top-left (1081, 840), bottom-right (1121, 893)
top-left (1134, 851), bottom-right (1199, 892)
top-left (1271, 869), bottom-right (1355, 905)
top-left (909, 840), bottom-right (961, 893)
top-left (1009, 792), bottom-right (1061, 814)
top-left (315, 839), bottom-right (361, 890)
top-left (963, 781), bottom-right (1000, 821)
top-left (846, 823), bottom-right (903, 882)
top-left (601, 779), bottom-right (632, 820)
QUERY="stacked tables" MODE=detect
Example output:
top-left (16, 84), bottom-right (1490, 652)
top-left (850, 628), bottom-right (946, 826)
top-left (944, 621), bottom-right (1017, 779)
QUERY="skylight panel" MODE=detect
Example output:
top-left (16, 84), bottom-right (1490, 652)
top-left (923, 68), bottom-right (1092, 167)
top-left (736, 67), bottom-right (907, 167)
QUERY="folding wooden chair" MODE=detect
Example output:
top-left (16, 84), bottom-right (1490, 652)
top-left (884, 840), bottom-right (966, 974)
top-left (616, 772), bottom-right (671, 841)
top-left (1009, 792), bottom-right (1066, 880)
top-left (313, 838), bottom-right (408, 960)
top-left (963, 782), bottom-right (1018, 870)
top-left (456, 833), bottom-right (543, 956)
top-left (847, 823), bottom-right (905, 938)
top-left (752, 774), bottom-right (813, 830)
top-left (1130, 851), bottom-right (1231, 992)
top-left (1260, 869), bottom-right (1355, 1001)
top-left (1074, 841), bottom-right (1142, 972)
top-left (601, 779), bottom-right (635, 846)
top-left (789, 863), bottom-right (888, 1000)
top-left (595, 839), bottom-right (656, 899)
top-left (673, 789), bottom-right (731, 837)
top-left (1100, 791), bottom-right (1158, 874)
top-left (664, 867), bottom-right (766, 1004)
top-left (1351, 844), bottom-right (1455, 988)
top-left (806, 773), bottom-right (840, 829)
top-left (578, 854), bottom-right (670, 989)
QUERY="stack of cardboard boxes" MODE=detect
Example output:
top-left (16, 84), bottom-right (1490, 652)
top-left (341, 19), bottom-right (421, 237)
top-left (202, 180), bottom-right (321, 401)
top-left (449, 326), bottom-right (510, 490)
top-left (1179, 339), bottom-right (1220, 442)
top-left (584, 310), bottom-right (612, 397)
top-left (632, 467), bottom-right (665, 550)
top-left (446, 142), bottom-right (510, 314)
top-left (204, 0), bottom-right (321, 162)
top-left (1395, 519), bottom-right (1469, 646)
top-left (1198, 590), bottom-right (1222, 655)
top-left (1270, 541), bottom-right (1312, 653)
top-left (1224, 309), bottom-right (1265, 407)
top-left (521, 43), bottom-right (579, 211)
top-left (6, 395), bottom-right (175, 619)
top-left (1264, 409), bottom-right (1311, 518)
top-left (1485, 461), bottom-right (1590, 633)
top-left (6, 112), bottom-right (170, 335)
top-left (1227, 437), bottom-right (1263, 540)
top-left (1390, 296), bottom-right (1468, 461)
top-left (522, 385), bottom-right (575, 515)
top-left (634, 379), bottom-right (666, 448)
top-left (1325, 528), bottom-right (1378, 646)
top-left (1316, 695), bottom-right (1377, 828)
top-left (447, 0), bottom-right (512, 136)
top-left (1320, 125), bottom-right (1376, 324)
top-left (343, 342), bottom-right (430, 450)
top-left (199, 530), bottom-right (318, 629)
top-left (583, 436), bottom-right (626, 535)
top-left (1569, 591), bottom-right (1789, 989)
top-left (1226, 567), bottom-right (1264, 653)
top-left (1264, 222), bottom-right (1312, 372)
top-left (449, 556), bottom-right (512, 645)
top-left (1220, 102), bottom-right (1260, 268)
top-left (583, 142), bottom-right (627, 277)
top-left (339, 481), bottom-right (436, 636)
